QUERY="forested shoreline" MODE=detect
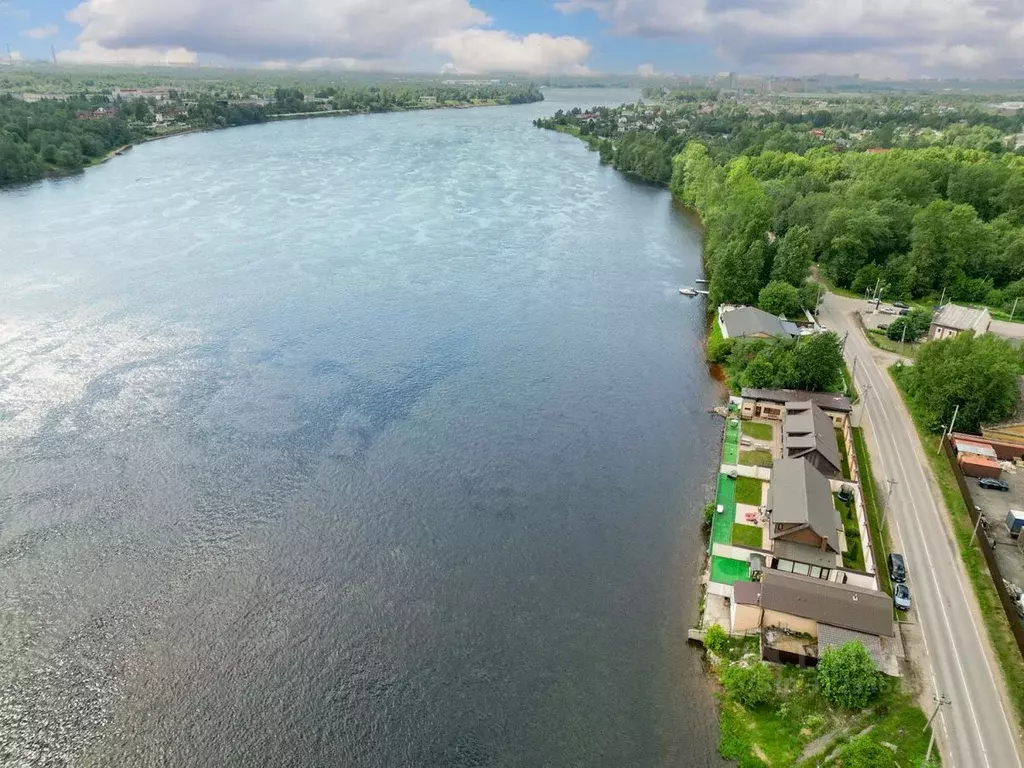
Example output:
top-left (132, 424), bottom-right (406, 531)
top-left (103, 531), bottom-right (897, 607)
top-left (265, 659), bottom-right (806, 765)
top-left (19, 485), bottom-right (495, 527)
top-left (1, 81), bottom-right (543, 185)
top-left (537, 93), bottom-right (1024, 314)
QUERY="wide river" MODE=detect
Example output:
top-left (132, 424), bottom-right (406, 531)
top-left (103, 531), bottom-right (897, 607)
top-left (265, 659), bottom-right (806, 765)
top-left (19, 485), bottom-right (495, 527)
top-left (0, 89), bottom-right (725, 766)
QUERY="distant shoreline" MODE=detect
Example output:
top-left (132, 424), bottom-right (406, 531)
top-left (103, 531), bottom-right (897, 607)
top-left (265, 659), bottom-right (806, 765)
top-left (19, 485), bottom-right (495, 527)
top-left (40, 99), bottom-right (536, 184)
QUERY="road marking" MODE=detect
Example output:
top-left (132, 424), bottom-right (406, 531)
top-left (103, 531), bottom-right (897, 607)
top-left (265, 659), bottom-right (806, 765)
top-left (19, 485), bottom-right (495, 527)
top-left (824, 298), bottom-right (1023, 768)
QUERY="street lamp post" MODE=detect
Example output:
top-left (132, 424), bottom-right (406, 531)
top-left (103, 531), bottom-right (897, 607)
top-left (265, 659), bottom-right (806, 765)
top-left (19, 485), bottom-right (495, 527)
top-left (971, 506), bottom-right (986, 546)
top-left (924, 692), bottom-right (952, 763)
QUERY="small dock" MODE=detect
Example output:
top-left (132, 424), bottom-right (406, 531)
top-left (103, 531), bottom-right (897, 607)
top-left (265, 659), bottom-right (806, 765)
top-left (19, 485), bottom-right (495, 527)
top-left (679, 286), bottom-right (710, 297)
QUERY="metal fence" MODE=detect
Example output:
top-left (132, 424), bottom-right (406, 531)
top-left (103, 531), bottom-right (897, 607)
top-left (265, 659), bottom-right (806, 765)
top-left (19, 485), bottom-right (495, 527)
top-left (942, 436), bottom-right (1024, 658)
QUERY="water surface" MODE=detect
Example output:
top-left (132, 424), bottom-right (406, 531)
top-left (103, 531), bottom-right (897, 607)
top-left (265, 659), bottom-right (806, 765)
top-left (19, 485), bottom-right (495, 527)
top-left (0, 88), bottom-right (725, 766)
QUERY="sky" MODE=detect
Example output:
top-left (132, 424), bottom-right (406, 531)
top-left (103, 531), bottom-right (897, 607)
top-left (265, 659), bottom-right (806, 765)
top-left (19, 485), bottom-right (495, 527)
top-left (2, 0), bottom-right (1024, 79)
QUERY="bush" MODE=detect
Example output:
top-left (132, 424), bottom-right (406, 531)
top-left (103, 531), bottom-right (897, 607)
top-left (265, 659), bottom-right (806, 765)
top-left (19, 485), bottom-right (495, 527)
top-left (836, 735), bottom-right (897, 768)
top-left (708, 334), bottom-right (735, 364)
top-left (721, 661), bottom-right (776, 708)
top-left (703, 501), bottom-right (716, 527)
top-left (818, 641), bottom-right (881, 709)
top-left (704, 623), bottom-right (728, 655)
top-left (758, 280), bottom-right (801, 316)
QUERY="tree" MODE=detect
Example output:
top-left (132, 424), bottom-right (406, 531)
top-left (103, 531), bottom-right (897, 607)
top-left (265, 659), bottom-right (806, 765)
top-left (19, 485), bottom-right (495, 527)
top-left (793, 332), bottom-right (844, 392)
top-left (704, 624), bottom-right (728, 655)
top-left (905, 332), bottom-right (1021, 432)
top-left (758, 280), bottom-right (800, 317)
top-left (721, 662), bottom-right (776, 708)
top-left (710, 240), bottom-right (766, 307)
top-left (886, 309), bottom-right (932, 341)
top-left (799, 282), bottom-right (822, 312)
top-left (817, 641), bottom-right (881, 709)
top-left (836, 736), bottom-right (897, 768)
top-left (741, 357), bottom-right (776, 389)
top-left (771, 225), bottom-right (814, 286)
top-left (598, 139), bottom-right (613, 164)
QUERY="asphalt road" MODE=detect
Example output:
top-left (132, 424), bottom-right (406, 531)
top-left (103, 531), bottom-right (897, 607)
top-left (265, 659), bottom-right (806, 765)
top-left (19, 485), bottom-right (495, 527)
top-left (819, 292), bottom-right (1022, 768)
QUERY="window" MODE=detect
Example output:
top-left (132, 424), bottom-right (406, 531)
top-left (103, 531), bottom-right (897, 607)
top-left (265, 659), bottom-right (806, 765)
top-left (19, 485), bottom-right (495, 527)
top-left (793, 562), bottom-right (810, 576)
top-left (809, 566), bottom-right (821, 579)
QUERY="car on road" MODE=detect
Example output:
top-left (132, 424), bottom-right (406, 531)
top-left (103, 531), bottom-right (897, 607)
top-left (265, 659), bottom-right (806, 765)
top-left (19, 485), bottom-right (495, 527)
top-left (894, 583), bottom-right (912, 611)
top-left (878, 323), bottom-right (890, 330)
top-left (880, 307), bottom-right (896, 315)
top-left (978, 477), bottom-right (1010, 492)
top-left (888, 552), bottom-right (907, 583)
top-left (898, 308), bottom-right (910, 315)
top-left (893, 301), bottom-right (909, 309)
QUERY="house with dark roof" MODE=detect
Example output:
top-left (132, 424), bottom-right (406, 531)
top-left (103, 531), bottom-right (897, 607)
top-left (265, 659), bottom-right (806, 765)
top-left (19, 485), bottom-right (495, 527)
top-left (767, 458), bottom-right (844, 555)
top-left (783, 401), bottom-right (842, 477)
top-left (718, 305), bottom-right (800, 340)
top-left (740, 388), bottom-right (852, 428)
top-left (729, 570), bottom-right (896, 672)
top-left (929, 303), bottom-right (991, 341)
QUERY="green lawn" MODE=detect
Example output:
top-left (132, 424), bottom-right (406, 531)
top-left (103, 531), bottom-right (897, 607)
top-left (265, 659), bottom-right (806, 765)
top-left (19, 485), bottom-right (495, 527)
top-left (740, 450), bottom-right (774, 468)
top-left (867, 329), bottom-right (919, 359)
top-left (712, 474), bottom-right (736, 546)
top-left (741, 420), bottom-right (774, 441)
top-left (835, 494), bottom-right (865, 571)
top-left (731, 523), bottom-right (764, 549)
top-left (853, 428), bottom-right (892, 598)
top-left (715, 652), bottom-right (936, 768)
top-left (835, 428), bottom-right (852, 479)
top-left (723, 418), bottom-right (741, 465)
top-left (735, 476), bottom-right (764, 506)
top-left (891, 365), bottom-right (1024, 729)
top-left (711, 555), bottom-right (752, 585)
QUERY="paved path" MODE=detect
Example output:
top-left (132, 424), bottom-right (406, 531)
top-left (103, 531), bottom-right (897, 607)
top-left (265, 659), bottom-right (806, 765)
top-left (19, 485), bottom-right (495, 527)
top-left (819, 293), bottom-right (1023, 768)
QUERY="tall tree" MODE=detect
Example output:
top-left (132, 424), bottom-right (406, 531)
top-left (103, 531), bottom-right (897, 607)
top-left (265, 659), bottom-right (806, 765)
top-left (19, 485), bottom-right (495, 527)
top-left (770, 225), bottom-right (814, 286)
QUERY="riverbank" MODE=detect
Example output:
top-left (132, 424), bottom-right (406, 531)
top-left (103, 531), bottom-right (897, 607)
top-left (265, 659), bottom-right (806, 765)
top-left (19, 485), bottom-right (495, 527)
top-left (7, 96), bottom-right (542, 187)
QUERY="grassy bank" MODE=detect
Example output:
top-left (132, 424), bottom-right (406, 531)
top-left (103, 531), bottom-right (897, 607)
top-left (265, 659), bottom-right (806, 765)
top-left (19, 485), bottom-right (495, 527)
top-left (852, 427), bottom-right (893, 598)
top-left (710, 635), bottom-right (936, 767)
top-left (890, 364), bottom-right (1024, 727)
top-left (867, 329), bottom-right (919, 359)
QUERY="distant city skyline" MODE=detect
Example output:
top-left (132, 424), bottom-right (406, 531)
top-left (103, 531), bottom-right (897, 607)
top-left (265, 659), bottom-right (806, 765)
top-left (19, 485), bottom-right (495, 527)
top-left (2, 0), bottom-right (1024, 80)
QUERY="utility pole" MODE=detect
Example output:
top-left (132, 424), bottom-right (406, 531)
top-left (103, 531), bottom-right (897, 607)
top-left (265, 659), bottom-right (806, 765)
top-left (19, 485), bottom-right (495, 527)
top-left (924, 692), bottom-right (952, 763)
top-left (970, 505), bottom-right (986, 546)
top-left (1012, 297), bottom-right (1020, 323)
top-left (857, 384), bottom-right (872, 427)
top-left (936, 425), bottom-right (947, 455)
top-left (850, 356), bottom-right (858, 388)
top-left (881, 477), bottom-right (898, 529)
top-left (939, 286), bottom-right (946, 308)
top-left (948, 403), bottom-right (960, 439)
top-left (900, 322), bottom-right (907, 355)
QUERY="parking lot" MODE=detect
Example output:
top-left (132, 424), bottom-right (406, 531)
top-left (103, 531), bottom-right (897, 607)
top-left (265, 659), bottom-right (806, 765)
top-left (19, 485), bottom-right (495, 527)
top-left (970, 467), bottom-right (1024, 600)
top-left (858, 301), bottom-right (907, 332)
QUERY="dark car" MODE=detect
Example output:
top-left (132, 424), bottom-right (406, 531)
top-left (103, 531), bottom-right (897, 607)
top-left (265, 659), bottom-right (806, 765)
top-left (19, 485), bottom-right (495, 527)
top-left (878, 323), bottom-right (890, 331)
top-left (894, 583), bottom-right (912, 611)
top-left (898, 309), bottom-right (910, 316)
top-left (893, 301), bottom-right (909, 309)
top-left (887, 552), bottom-right (907, 583)
top-left (979, 477), bottom-right (1010, 492)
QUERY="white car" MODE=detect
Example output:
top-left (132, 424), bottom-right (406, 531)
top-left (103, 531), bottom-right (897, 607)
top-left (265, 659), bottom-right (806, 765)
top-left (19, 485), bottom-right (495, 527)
top-left (880, 307), bottom-right (896, 315)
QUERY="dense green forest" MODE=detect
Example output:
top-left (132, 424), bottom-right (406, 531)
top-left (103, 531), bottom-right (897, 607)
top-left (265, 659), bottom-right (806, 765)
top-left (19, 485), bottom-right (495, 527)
top-left (0, 78), bottom-right (542, 185)
top-left (538, 96), bottom-right (1024, 313)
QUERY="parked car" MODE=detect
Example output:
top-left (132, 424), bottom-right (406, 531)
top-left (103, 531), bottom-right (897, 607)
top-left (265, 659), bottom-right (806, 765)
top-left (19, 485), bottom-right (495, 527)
top-left (894, 583), bottom-right (912, 611)
top-left (880, 307), bottom-right (896, 315)
top-left (898, 309), bottom-right (910, 316)
top-left (887, 552), bottom-right (907, 583)
top-left (979, 477), bottom-right (1010, 492)
top-left (878, 323), bottom-right (889, 331)
top-left (893, 301), bottom-right (909, 309)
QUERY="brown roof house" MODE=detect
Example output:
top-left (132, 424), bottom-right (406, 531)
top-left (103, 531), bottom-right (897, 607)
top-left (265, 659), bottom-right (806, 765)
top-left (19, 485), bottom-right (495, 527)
top-left (740, 388), bottom-right (852, 428)
top-left (730, 570), bottom-right (896, 672)
top-left (783, 401), bottom-right (842, 477)
top-left (768, 458), bottom-right (845, 555)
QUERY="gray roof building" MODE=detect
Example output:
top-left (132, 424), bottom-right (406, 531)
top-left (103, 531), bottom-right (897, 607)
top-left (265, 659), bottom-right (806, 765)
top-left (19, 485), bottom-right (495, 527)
top-left (783, 401), bottom-right (842, 476)
top-left (760, 570), bottom-right (894, 637)
top-left (768, 458), bottom-right (843, 553)
top-left (930, 304), bottom-right (991, 340)
top-left (741, 388), bottom-right (852, 414)
top-left (719, 306), bottom-right (799, 340)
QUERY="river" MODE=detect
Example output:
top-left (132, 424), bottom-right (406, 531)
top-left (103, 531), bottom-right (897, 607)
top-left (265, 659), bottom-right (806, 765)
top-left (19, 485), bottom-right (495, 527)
top-left (0, 88), bottom-right (725, 767)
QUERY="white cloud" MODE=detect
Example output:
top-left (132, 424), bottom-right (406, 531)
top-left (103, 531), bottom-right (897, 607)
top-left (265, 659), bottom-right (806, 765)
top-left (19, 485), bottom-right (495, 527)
top-left (22, 24), bottom-right (59, 40)
top-left (434, 29), bottom-right (591, 74)
top-left (637, 62), bottom-right (656, 77)
top-left (66, 0), bottom-right (488, 62)
top-left (61, 0), bottom-right (593, 73)
top-left (557, 0), bottom-right (1024, 77)
top-left (58, 41), bottom-right (198, 66)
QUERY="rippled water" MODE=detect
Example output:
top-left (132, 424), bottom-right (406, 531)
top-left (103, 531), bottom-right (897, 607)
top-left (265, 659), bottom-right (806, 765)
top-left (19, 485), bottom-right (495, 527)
top-left (0, 89), bottom-right (725, 766)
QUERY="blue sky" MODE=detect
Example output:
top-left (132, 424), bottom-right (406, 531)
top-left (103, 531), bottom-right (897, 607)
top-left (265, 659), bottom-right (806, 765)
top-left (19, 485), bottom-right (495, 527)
top-left (1, 0), bottom-right (1021, 79)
